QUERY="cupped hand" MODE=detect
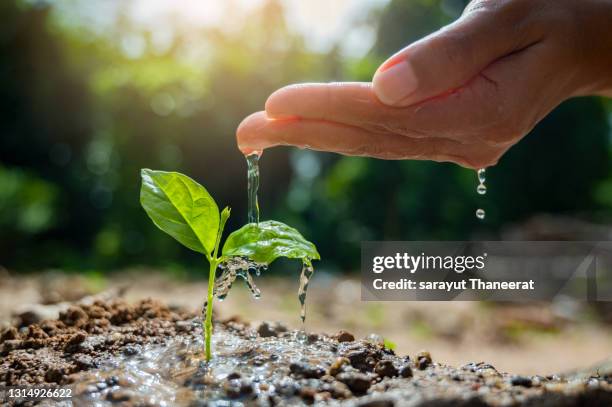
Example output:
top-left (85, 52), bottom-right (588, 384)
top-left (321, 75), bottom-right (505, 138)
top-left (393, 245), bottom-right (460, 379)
top-left (237, 0), bottom-right (612, 169)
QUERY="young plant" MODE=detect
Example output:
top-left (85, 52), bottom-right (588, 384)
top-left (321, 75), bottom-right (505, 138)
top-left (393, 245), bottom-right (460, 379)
top-left (140, 169), bottom-right (319, 360)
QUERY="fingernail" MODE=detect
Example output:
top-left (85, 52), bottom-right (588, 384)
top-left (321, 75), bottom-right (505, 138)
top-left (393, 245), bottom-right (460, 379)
top-left (373, 59), bottom-right (418, 105)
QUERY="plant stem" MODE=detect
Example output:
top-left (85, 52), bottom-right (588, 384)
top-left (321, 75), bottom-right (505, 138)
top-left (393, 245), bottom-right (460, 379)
top-left (205, 258), bottom-right (217, 361)
top-left (204, 207), bottom-right (230, 361)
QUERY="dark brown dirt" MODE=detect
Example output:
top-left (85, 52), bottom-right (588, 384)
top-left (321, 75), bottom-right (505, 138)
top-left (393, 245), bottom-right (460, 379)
top-left (1, 298), bottom-right (194, 386)
top-left (1, 298), bottom-right (611, 406)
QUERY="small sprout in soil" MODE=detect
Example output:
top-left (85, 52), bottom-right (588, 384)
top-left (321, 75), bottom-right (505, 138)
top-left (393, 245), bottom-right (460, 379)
top-left (140, 169), bottom-right (319, 361)
top-left (383, 338), bottom-right (397, 351)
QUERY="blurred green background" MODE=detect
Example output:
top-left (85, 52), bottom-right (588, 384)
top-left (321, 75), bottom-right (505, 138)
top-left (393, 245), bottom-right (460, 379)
top-left (1, 0), bottom-right (611, 273)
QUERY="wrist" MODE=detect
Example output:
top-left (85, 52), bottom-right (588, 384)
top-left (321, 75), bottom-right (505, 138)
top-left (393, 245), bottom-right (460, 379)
top-left (571, 0), bottom-right (612, 97)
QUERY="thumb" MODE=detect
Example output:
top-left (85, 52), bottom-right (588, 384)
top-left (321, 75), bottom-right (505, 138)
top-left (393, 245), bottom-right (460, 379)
top-left (372, 4), bottom-right (533, 106)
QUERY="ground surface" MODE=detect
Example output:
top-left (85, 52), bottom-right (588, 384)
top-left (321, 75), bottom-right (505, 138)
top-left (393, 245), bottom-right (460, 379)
top-left (1, 269), bottom-right (610, 376)
top-left (1, 296), bottom-right (611, 406)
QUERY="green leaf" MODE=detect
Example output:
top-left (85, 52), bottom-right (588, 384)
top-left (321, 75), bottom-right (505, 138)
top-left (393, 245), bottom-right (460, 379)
top-left (140, 169), bottom-right (219, 255)
top-left (222, 220), bottom-right (320, 264)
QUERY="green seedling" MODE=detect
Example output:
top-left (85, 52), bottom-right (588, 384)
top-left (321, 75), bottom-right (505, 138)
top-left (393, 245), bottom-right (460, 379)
top-left (140, 169), bottom-right (319, 360)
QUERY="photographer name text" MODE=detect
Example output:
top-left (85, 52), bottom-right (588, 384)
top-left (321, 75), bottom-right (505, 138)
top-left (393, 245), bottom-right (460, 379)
top-left (371, 252), bottom-right (535, 292)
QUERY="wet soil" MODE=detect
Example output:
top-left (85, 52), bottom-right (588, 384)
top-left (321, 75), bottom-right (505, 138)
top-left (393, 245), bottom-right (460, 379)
top-left (1, 298), bottom-right (611, 406)
top-left (1, 298), bottom-right (192, 386)
top-left (3, 271), bottom-right (611, 376)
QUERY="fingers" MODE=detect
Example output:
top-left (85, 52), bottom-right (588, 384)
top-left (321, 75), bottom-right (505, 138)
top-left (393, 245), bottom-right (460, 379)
top-left (372, 0), bottom-right (540, 107)
top-left (265, 82), bottom-right (412, 132)
top-left (236, 111), bottom-right (502, 169)
top-left (236, 112), bottom-right (270, 156)
top-left (264, 81), bottom-right (508, 145)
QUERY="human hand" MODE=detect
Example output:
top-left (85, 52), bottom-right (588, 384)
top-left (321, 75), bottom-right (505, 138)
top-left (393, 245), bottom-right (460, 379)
top-left (237, 0), bottom-right (612, 168)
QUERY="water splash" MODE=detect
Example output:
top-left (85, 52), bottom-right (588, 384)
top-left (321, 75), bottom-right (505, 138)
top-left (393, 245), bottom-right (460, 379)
top-left (476, 168), bottom-right (486, 220)
top-left (69, 321), bottom-right (343, 406)
top-left (201, 257), bottom-right (316, 330)
top-left (297, 261), bottom-right (315, 324)
top-left (219, 257), bottom-right (267, 300)
top-left (201, 257), bottom-right (267, 320)
top-left (246, 154), bottom-right (260, 224)
top-left (67, 320), bottom-right (595, 406)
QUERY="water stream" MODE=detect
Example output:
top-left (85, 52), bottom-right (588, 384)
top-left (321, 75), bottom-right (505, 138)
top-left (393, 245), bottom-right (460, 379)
top-left (243, 154), bottom-right (316, 327)
top-left (297, 261), bottom-right (314, 324)
top-left (246, 153), bottom-right (260, 224)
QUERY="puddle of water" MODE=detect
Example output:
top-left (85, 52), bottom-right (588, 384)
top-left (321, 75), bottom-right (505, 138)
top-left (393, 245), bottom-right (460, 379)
top-left (71, 321), bottom-right (338, 406)
top-left (64, 320), bottom-right (607, 406)
top-left (476, 168), bottom-right (486, 220)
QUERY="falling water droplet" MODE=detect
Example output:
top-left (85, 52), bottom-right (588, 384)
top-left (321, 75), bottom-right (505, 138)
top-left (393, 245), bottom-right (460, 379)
top-left (476, 168), bottom-right (487, 220)
top-left (478, 168), bottom-right (486, 184)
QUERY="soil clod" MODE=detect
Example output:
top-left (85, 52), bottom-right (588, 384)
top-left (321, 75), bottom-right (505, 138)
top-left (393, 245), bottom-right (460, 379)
top-left (224, 378), bottom-right (254, 399)
top-left (329, 357), bottom-right (351, 376)
top-left (1, 326), bottom-right (18, 342)
top-left (290, 362), bottom-right (326, 379)
top-left (375, 360), bottom-right (399, 378)
top-left (334, 330), bottom-right (355, 343)
top-left (336, 372), bottom-right (372, 395)
top-left (416, 351), bottom-right (432, 370)
top-left (511, 375), bottom-right (533, 388)
top-left (399, 364), bottom-right (413, 378)
top-left (257, 321), bottom-right (287, 338)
